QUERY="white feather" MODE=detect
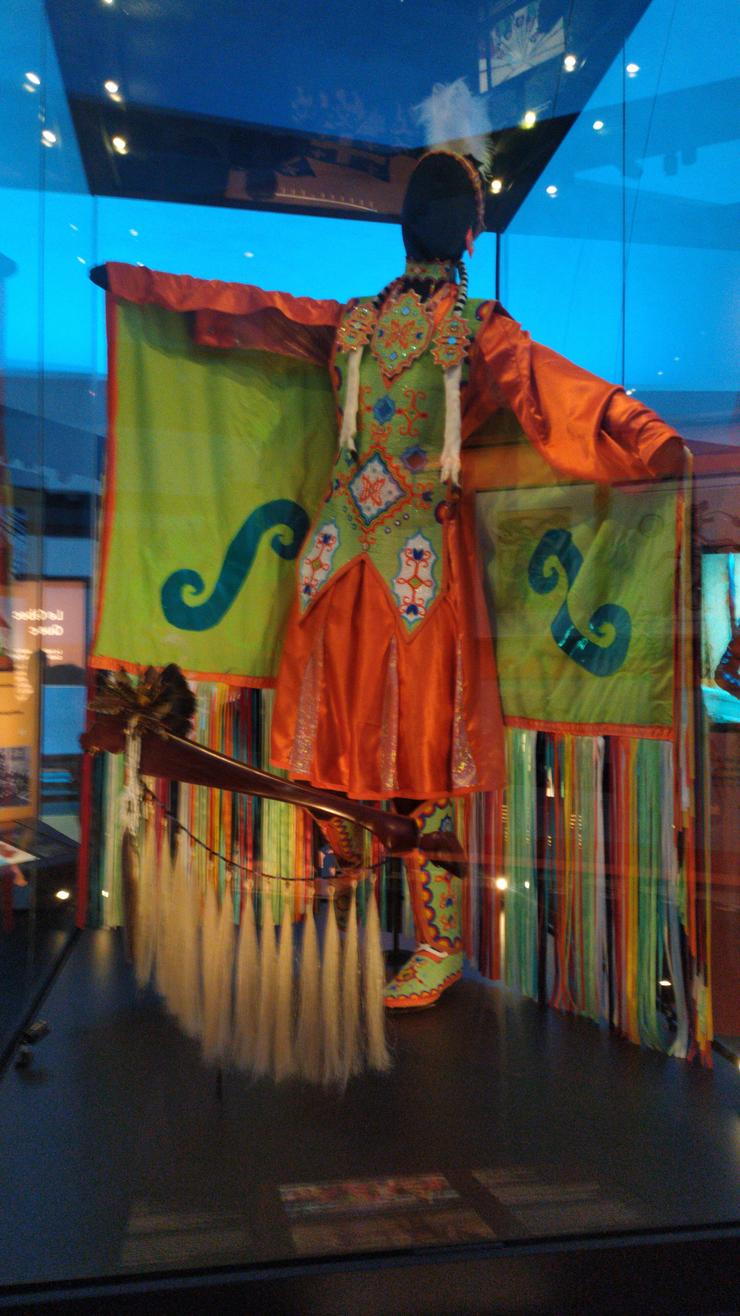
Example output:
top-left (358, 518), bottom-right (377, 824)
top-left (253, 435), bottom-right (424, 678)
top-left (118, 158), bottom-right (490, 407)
top-left (414, 78), bottom-right (493, 172)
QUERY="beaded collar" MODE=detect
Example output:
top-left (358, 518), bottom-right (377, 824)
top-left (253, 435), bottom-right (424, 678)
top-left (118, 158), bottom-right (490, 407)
top-left (337, 257), bottom-right (471, 382)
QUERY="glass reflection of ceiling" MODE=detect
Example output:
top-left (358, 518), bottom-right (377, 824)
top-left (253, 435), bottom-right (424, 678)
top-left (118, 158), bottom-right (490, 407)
top-left (44, 0), bottom-right (653, 227)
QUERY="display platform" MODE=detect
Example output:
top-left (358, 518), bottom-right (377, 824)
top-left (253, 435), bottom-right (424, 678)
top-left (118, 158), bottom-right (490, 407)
top-left (1, 929), bottom-right (738, 1301)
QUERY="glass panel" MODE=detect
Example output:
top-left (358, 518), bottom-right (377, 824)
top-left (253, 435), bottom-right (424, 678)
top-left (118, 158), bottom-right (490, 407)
top-left (0, 0), bottom-right (737, 1295)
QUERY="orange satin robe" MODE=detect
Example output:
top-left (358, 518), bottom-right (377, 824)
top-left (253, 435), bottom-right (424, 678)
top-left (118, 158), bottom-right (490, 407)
top-left (106, 264), bottom-right (684, 801)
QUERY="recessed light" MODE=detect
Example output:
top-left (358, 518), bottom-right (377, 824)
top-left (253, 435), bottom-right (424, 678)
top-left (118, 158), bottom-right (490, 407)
top-left (592, 119), bottom-right (605, 131)
top-left (104, 79), bottom-right (119, 95)
top-left (77, 256), bottom-right (87, 264)
top-left (129, 228), bottom-right (139, 236)
top-left (55, 888), bottom-right (71, 901)
top-left (112, 135), bottom-right (128, 154)
top-left (489, 178), bottom-right (503, 194)
top-left (522, 109), bottom-right (537, 129)
top-left (563, 54), bottom-right (577, 72)
top-left (495, 876), bottom-right (508, 891)
top-left (243, 250), bottom-right (255, 258)
top-left (25, 72), bottom-right (41, 86)
top-left (41, 129), bottom-right (57, 147)
top-left (626, 62), bottom-right (640, 76)
top-left (545, 184), bottom-right (558, 196)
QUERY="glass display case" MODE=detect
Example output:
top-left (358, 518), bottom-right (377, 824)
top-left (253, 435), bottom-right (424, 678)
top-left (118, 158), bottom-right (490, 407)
top-left (0, 0), bottom-right (737, 1309)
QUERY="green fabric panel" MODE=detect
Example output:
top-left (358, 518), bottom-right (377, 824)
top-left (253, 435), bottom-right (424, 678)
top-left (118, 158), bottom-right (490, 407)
top-left (478, 482), bottom-right (677, 729)
top-left (94, 301), bottom-right (336, 679)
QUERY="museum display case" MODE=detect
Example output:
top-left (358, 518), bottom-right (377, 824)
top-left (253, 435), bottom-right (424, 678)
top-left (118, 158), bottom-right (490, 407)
top-left (0, 1), bottom-right (737, 1310)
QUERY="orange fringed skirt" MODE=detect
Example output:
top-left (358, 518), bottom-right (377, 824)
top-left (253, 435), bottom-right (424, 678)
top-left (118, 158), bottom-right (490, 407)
top-left (271, 511), bottom-right (506, 802)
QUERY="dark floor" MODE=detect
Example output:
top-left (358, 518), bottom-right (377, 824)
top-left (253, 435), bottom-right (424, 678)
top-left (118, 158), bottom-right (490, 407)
top-left (1, 930), bottom-right (738, 1287)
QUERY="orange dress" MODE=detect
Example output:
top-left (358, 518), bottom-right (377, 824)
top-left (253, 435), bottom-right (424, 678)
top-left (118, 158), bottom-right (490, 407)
top-left (103, 263), bottom-right (684, 802)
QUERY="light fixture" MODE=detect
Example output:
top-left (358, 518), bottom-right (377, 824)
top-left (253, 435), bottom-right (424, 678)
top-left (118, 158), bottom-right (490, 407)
top-left (489, 178), bottom-right (503, 194)
top-left (25, 71), bottom-right (41, 86)
top-left (41, 129), bottom-right (57, 147)
top-left (659, 979), bottom-right (672, 988)
top-left (524, 880), bottom-right (530, 890)
top-left (111, 134), bottom-right (128, 154)
top-left (23, 81), bottom-right (38, 94)
top-left (545, 184), bottom-right (558, 196)
top-left (55, 888), bottom-right (71, 901)
top-left (563, 53), bottom-right (577, 72)
top-left (243, 250), bottom-right (255, 258)
top-left (104, 79), bottom-right (119, 95)
top-left (522, 109), bottom-right (537, 129)
top-left (495, 876), bottom-right (508, 891)
top-left (77, 256), bottom-right (87, 264)
top-left (626, 387), bottom-right (636, 395)
top-left (102, 0), bottom-right (115, 6)
top-left (592, 119), bottom-right (604, 131)
top-left (129, 228), bottom-right (139, 236)
top-left (69, 222), bottom-right (79, 231)
top-left (626, 61), bottom-right (640, 76)
top-left (101, 889), bottom-right (109, 898)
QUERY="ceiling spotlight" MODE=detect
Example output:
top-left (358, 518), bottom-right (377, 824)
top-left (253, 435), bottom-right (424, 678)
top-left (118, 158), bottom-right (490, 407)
top-left (243, 250), bottom-right (255, 258)
top-left (522, 109), bottom-right (537, 129)
top-left (489, 178), bottom-right (503, 194)
top-left (659, 979), bottom-right (672, 988)
top-left (55, 888), bottom-right (71, 901)
top-left (111, 134), bottom-right (128, 154)
top-left (104, 79), bottom-right (120, 95)
top-left (41, 129), bottom-right (57, 147)
top-left (495, 876), bottom-right (509, 891)
top-left (626, 62), bottom-right (640, 76)
top-left (563, 53), bottom-right (577, 72)
top-left (545, 184), bottom-right (558, 196)
top-left (129, 228), bottom-right (138, 236)
top-left (23, 82), bottom-right (38, 93)
top-left (25, 71), bottom-right (41, 86)
top-left (102, 0), bottom-right (115, 6)
top-left (592, 119), bottom-right (605, 131)
top-left (77, 256), bottom-right (87, 264)
top-left (69, 223), bottom-right (79, 231)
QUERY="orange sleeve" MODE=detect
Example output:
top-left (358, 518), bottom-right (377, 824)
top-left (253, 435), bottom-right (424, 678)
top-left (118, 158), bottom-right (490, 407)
top-left (104, 262), bottom-right (343, 368)
top-left (472, 307), bottom-right (686, 482)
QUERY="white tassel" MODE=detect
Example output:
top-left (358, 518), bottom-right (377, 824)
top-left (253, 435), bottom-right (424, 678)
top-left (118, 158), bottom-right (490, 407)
top-left (214, 879), bottom-right (236, 1062)
top-left (233, 880), bottom-right (259, 1070)
top-left (295, 890), bottom-right (322, 1082)
top-left (200, 881), bottom-right (222, 1061)
top-left (274, 885), bottom-right (296, 1081)
top-left (340, 882), bottom-right (361, 1085)
top-left (120, 725), bottom-right (143, 836)
top-left (177, 841), bottom-right (202, 1039)
top-left (321, 887), bottom-right (342, 1086)
top-left (154, 838), bottom-right (173, 1001)
top-left (440, 362), bottom-right (463, 484)
top-left (363, 877), bottom-right (392, 1072)
top-left (253, 882), bottom-right (277, 1077)
top-left (339, 347), bottom-right (362, 454)
top-left (164, 835), bottom-right (185, 1022)
top-left (134, 810), bottom-right (157, 990)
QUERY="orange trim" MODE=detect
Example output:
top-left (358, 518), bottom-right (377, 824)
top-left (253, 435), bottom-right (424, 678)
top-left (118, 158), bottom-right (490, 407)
top-left (504, 715), bottom-right (673, 741)
top-left (90, 293), bottom-right (119, 656)
top-left (105, 261), bottom-right (343, 327)
top-left (88, 654), bottom-right (277, 689)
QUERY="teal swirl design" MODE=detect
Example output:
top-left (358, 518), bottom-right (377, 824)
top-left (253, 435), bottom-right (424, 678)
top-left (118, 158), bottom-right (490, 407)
top-left (528, 528), bottom-right (631, 677)
top-left (161, 499), bottom-right (309, 632)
